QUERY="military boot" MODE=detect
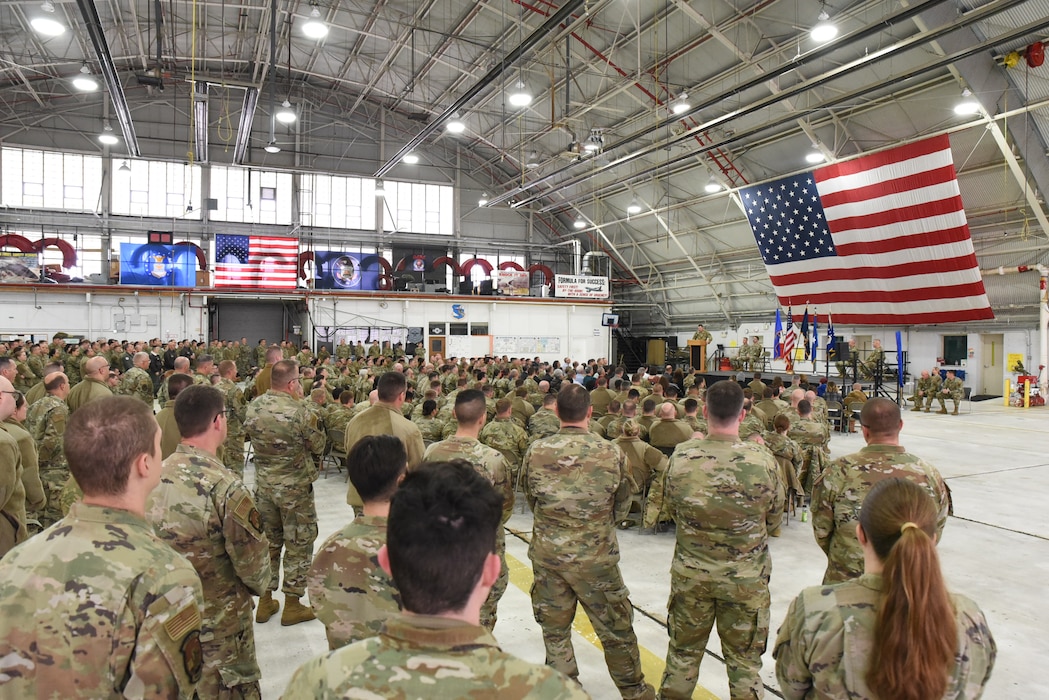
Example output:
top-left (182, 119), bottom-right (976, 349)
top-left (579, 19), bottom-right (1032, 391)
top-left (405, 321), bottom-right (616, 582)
top-left (281, 596), bottom-right (316, 626)
top-left (937, 407), bottom-right (948, 414)
top-left (910, 405), bottom-right (922, 412)
top-left (952, 406), bottom-right (959, 415)
top-left (255, 591), bottom-right (279, 623)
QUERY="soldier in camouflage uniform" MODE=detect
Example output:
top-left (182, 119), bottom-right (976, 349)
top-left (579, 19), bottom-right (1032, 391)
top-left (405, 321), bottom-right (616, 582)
top-left (286, 461), bottom-right (587, 700)
top-left (763, 413), bottom-right (805, 512)
top-left (411, 398), bottom-right (445, 444)
top-left (0, 396), bottom-right (204, 697)
top-left (424, 389), bottom-right (513, 631)
top-left (146, 385), bottom-right (270, 699)
top-left (63, 344), bottom-right (82, 386)
top-left (479, 398), bottom-right (530, 485)
top-left (244, 360), bottom-right (326, 626)
top-left (924, 368), bottom-right (943, 412)
top-left (527, 393), bottom-right (561, 443)
top-left (614, 419), bottom-right (669, 532)
top-left (811, 397), bottom-right (951, 584)
top-left (909, 370), bottom-right (932, 411)
top-left (692, 324), bottom-right (713, 344)
top-left (660, 379), bottom-right (784, 700)
top-left (25, 372), bottom-right (71, 527)
top-left (788, 399), bottom-right (831, 495)
top-left (775, 479), bottom-right (995, 699)
top-left (216, 360), bottom-right (247, 476)
top-left (523, 383), bottom-right (655, 700)
top-left (116, 351), bottom-right (155, 406)
top-left (937, 369), bottom-right (965, 414)
top-left (308, 435), bottom-right (404, 650)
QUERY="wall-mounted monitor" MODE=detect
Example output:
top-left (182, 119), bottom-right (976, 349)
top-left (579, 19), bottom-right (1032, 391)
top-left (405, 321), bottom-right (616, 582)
top-left (601, 312), bottom-right (620, 327)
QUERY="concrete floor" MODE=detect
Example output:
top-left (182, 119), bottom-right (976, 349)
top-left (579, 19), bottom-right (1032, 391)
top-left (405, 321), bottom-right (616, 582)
top-left (254, 398), bottom-right (1048, 699)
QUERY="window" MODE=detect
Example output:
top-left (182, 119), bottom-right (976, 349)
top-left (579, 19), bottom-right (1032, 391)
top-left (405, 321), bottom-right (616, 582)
top-left (449, 323), bottom-right (468, 336)
top-left (470, 324), bottom-right (489, 336)
top-left (111, 159), bottom-right (201, 219)
top-left (1, 147), bottom-right (102, 212)
top-left (302, 173), bottom-right (376, 230)
top-left (943, 335), bottom-right (967, 365)
top-left (211, 166), bottom-right (293, 224)
top-left (382, 180), bottom-right (453, 235)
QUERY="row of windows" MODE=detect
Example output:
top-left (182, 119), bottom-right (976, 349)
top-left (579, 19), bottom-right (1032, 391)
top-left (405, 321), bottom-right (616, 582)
top-left (0, 147), bottom-right (453, 234)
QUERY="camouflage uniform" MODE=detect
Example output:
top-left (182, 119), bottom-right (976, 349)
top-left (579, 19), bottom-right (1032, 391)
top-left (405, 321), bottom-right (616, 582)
top-left (811, 444), bottom-right (951, 584)
top-left (344, 404), bottom-right (425, 510)
top-left (910, 374), bottom-right (933, 410)
top-left (282, 614), bottom-right (589, 700)
top-left (217, 377), bottom-right (247, 476)
top-left (762, 431), bottom-right (805, 500)
top-left (0, 502), bottom-right (204, 697)
top-left (424, 436), bottom-right (513, 630)
top-left (738, 412), bottom-right (766, 441)
top-left (63, 354), bottom-right (82, 386)
top-left (660, 434), bottom-right (784, 700)
top-left (307, 516), bottom-right (400, 650)
top-left (0, 426), bottom-right (26, 555)
top-left (26, 354), bottom-right (46, 385)
top-left (146, 444), bottom-right (270, 699)
top-left (244, 390), bottom-right (325, 597)
top-left (613, 435), bottom-right (668, 530)
top-left (412, 414), bottom-right (446, 444)
top-left (938, 375), bottom-right (965, 413)
top-left (924, 373), bottom-right (943, 411)
top-left (117, 366), bottom-right (155, 406)
top-left (787, 415), bottom-right (831, 495)
top-left (65, 376), bottom-right (112, 413)
top-left (774, 574), bottom-right (996, 699)
top-left (25, 393), bottom-right (69, 527)
top-left (523, 426), bottom-right (652, 699)
top-left (14, 361), bottom-right (36, 394)
top-left (527, 407), bottom-right (561, 443)
top-left (480, 416), bottom-right (530, 482)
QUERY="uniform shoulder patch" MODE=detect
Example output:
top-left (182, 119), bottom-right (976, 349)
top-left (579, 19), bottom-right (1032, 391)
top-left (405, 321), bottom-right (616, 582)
top-left (164, 602), bottom-right (202, 643)
top-left (231, 492), bottom-right (264, 536)
top-left (180, 629), bottom-right (203, 684)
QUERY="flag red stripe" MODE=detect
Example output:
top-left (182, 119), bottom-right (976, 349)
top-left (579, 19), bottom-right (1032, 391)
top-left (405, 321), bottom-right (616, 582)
top-left (779, 280), bottom-right (989, 305)
top-left (818, 164), bottom-right (958, 208)
top-left (814, 135), bottom-right (950, 182)
top-left (825, 195), bottom-right (964, 234)
top-left (832, 224), bottom-right (973, 256)
top-left (821, 308), bottom-right (994, 325)
top-left (769, 252), bottom-right (980, 286)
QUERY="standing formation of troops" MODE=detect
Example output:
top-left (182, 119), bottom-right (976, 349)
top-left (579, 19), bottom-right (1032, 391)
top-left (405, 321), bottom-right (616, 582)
top-left (0, 332), bottom-right (996, 699)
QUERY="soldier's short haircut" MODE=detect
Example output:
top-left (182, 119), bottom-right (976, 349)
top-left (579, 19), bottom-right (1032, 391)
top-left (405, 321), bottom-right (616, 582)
top-left (175, 385), bottom-right (225, 438)
top-left (339, 391), bottom-right (353, 406)
top-left (798, 399), bottom-right (812, 416)
top-left (705, 380), bottom-right (745, 425)
top-left (453, 389), bottom-right (486, 425)
top-left (659, 402), bottom-right (677, 419)
top-left (377, 371), bottom-right (408, 402)
top-left (607, 400), bottom-right (621, 414)
top-left (311, 388), bottom-right (327, 403)
top-left (44, 372), bottom-right (68, 392)
top-left (218, 360), bottom-right (237, 377)
top-left (265, 346), bottom-right (283, 363)
top-left (683, 398), bottom-right (699, 414)
top-left (642, 398), bottom-right (657, 413)
top-left (167, 373), bottom-right (193, 400)
top-left (860, 397), bottom-right (900, 436)
top-left (627, 388), bottom-right (640, 400)
top-left (515, 386), bottom-right (528, 397)
top-left (542, 393), bottom-right (557, 407)
top-left (271, 360), bottom-right (299, 389)
top-left (173, 356), bottom-right (191, 371)
top-left (387, 461), bottom-right (502, 615)
top-left (495, 398), bottom-right (511, 415)
top-left (555, 383), bottom-right (591, 423)
top-left (133, 352), bottom-right (149, 365)
top-left (349, 434), bottom-right (407, 503)
top-left (66, 396), bottom-right (158, 497)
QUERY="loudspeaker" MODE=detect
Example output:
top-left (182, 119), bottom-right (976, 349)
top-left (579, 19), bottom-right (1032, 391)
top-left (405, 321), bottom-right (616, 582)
top-left (834, 339), bottom-right (851, 362)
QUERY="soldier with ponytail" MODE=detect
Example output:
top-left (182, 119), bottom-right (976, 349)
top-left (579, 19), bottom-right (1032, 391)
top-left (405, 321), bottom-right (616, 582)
top-left (773, 478), bottom-right (996, 699)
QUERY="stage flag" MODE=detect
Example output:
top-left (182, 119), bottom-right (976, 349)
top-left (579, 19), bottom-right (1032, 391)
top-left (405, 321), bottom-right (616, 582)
top-left (214, 234), bottom-right (298, 288)
top-left (774, 308), bottom-right (782, 359)
top-left (782, 307), bottom-right (796, 372)
top-left (812, 312), bottom-right (819, 361)
top-left (800, 308), bottom-right (810, 359)
top-left (896, 330), bottom-right (904, 387)
top-left (742, 135), bottom-right (993, 325)
top-left (827, 314), bottom-right (837, 360)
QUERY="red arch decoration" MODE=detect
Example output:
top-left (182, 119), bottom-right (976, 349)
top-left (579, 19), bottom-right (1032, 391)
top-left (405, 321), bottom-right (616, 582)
top-left (34, 238), bottom-right (78, 268)
top-left (298, 251), bottom-right (315, 280)
top-left (0, 234), bottom-right (35, 253)
top-left (377, 274), bottom-right (393, 291)
top-left (173, 241), bottom-right (207, 271)
top-left (528, 263), bottom-right (555, 284)
top-left (460, 257), bottom-right (493, 277)
top-left (432, 256), bottom-right (462, 277)
top-left (498, 261), bottom-right (525, 271)
top-left (393, 256), bottom-right (409, 272)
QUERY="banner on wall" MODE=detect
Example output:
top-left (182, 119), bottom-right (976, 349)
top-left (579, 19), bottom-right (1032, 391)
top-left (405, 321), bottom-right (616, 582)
top-left (494, 270), bottom-right (529, 296)
top-left (314, 250), bottom-right (381, 290)
top-left (118, 243), bottom-right (196, 286)
top-left (0, 252), bottom-right (40, 283)
top-left (214, 234), bottom-right (298, 289)
top-left (554, 274), bottom-right (609, 299)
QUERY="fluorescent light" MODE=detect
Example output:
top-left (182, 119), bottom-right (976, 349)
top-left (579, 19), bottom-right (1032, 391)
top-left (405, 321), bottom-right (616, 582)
top-left (670, 92), bottom-right (691, 115)
top-left (704, 179), bottom-right (724, 193)
top-left (402, 152), bottom-right (419, 164)
top-left (954, 89), bottom-right (980, 116)
top-left (302, 7), bottom-right (328, 39)
top-left (31, 1), bottom-right (64, 36)
top-left (445, 113), bottom-right (466, 134)
top-left (73, 65), bottom-right (98, 92)
top-left (275, 100), bottom-right (297, 124)
top-left (264, 140), bottom-right (281, 154)
top-left (478, 194), bottom-right (489, 207)
top-left (98, 122), bottom-right (119, 145)
top-left (626, 201), bottom-right (642, 214)
top-left (810, 11), bottom-right (837, 43)
top-left (573, 217), bottom-right (587, 229)
top-left (508, 80), bottom-right (532, 108)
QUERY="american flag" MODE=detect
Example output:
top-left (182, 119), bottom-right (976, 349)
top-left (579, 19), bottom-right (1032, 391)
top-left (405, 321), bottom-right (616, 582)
top-left (782, 307), bottom-right (796, 371)
top-left (743, 135), bottom-right (993, 325)
top-left (214, 234), bottom-right (298, 288)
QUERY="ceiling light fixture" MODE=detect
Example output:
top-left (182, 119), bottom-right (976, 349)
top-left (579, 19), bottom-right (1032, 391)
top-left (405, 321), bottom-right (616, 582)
top-left (507, 80), bottom-right (533, 108)
top-left (704, 178), bottom-right (724, 193)
top-left (478, 194), bottom-right (489, 207)
top-left (626, 200), bottom-right (642, 214)
top-left (73, 65), bottom-right (98, 92)
top-left (402, 152), bottom-right (419, 164)
top-left (31, 1), bottom-right (65, 37)
top-left (805, 147), bottom-right (826, 164)
top-left (118, 160), bottom-right (131, 173)
top-left (526, 150), bottom-right (541, 168)
top-left (573, 216), bottom-right (587, 229)
top-left (810, 10), bottom-right (838, 43)
top-left (583, 129), bottom-right (604, 153)
top-left (445, 112), bottom-right (466, 134)
top-left (374, 180), bottom-right (385, 197)
top-left (670, 92), bottom-right (691, 115)
top-left (98, 122), bottom-right (119, 146)
top-left (275, 100), bottom-right (297, 124)
top-left (301, 5), bottom-right (329, 40)
top-left (264, 140), bottom-right (281, 154)
top-left (954, 88), bottom-right (981, 116)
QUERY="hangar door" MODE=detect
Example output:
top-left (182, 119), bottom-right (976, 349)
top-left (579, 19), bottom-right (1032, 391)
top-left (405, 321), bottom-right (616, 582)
top-left (212, 300), bottom-right (301, 346)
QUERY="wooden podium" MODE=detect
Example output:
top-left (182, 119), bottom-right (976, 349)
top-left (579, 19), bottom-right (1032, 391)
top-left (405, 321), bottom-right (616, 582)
top-left (687, 340), bottom-right (708, 372)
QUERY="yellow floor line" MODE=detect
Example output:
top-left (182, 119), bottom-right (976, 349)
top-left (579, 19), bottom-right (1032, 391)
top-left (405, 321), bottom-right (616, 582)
top-left (506, 553), bottom-right (719, 700)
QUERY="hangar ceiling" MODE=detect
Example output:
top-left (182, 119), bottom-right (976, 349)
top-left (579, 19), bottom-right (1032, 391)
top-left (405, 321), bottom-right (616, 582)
top-left (1, 0), bottom-right (1048, 331)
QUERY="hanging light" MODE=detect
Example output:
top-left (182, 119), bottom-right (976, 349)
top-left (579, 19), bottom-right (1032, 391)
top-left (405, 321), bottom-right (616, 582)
top-left (31, 1), bottom-right (65, 37)
top-left (582, 130), bottom-right (604, 153)
top-left (626, 200), bottom-right (642, 214)
top-left (118, 160), bottom-right (132, 173)
top-left (810, 10), bottom-right (838, 43)
top-left (507, 80), bottom-right (533, 108)
top-left (704, 178), bottom-right (724, 193)
top-left (805, 146), bottom-right (826, 164)
top-left (478, 193), bottom-right (489, 207)
top-left (275, 100), bottom-right (297, 124)
top-left (954, 88), bottom-right (981, 116)
top-left (73, 65), bottom-right (98, 92)
top-left (98, 122), bottom-right (119, 146)
top-left (445, 112), bottom-right (466, 134)
top-left (264, 140), bottom-right (281, 154)
top-left (374, 180), bottom-right (385, 197)
top-left (402, 152), bottom-right (419, 164)
top-left (526, 150), bottom-right (541, 168)
top-left (573, 216), bottom-right (587, 229)
top-left (302, 5), bottom-right (329, 39)
top-left (670, 92), bottom-right (691, 115)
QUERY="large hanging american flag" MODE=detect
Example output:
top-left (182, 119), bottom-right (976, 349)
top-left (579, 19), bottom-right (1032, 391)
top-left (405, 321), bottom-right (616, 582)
top-left (743, 135), bottom-right (993, 325)
top-left (214, 234), bottom-right (299, 288)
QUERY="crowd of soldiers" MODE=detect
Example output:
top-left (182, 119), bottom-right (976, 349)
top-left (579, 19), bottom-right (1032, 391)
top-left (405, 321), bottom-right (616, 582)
top-left (0, 332), bottom-right (995, 698)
